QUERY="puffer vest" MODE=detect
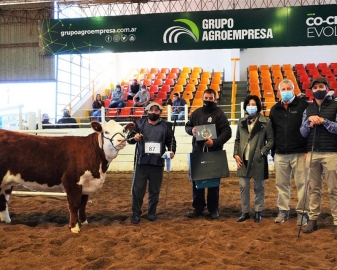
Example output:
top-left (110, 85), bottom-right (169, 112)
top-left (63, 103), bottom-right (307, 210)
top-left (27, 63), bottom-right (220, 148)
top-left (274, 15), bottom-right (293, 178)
top-left (306, 98), bottom-right (337, 152)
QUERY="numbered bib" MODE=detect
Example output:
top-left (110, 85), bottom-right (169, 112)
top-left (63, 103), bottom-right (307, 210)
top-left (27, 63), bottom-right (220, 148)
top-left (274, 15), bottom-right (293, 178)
top-left (144, 142), bottom-right (161, 154)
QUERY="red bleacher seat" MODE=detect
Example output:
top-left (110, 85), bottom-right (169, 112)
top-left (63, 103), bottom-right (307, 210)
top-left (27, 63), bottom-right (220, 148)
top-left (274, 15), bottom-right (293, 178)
top-left (317, 63), bottom-right (328, 71)
top-left (305, 63), bottom-right (316, 70)
top-left (156, 91), bottom-right (168, 100)
top-left (164, 78), bottom-right (175, 86)
top-left (294, 64), bottom-right (305, 71)
top-left (106, 108), bottom-right (118, 118)
top-left (132, 108), bottom-right (145, 118)
top-left (119, 107), bottom-right (131, 118)
top-left (161, 85), bottom-right (171, 93)
top-left (103, 99), bottom-right (111, 108)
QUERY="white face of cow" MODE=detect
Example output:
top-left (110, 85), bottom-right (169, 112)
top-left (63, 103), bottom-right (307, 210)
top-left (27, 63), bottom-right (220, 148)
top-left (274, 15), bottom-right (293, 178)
top-left (91, 120), bottom-right (127, 161)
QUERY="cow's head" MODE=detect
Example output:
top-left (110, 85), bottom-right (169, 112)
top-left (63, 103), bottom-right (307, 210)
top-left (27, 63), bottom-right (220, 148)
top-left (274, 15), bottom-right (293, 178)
top-left (91, 120), bottom-right (131, 160)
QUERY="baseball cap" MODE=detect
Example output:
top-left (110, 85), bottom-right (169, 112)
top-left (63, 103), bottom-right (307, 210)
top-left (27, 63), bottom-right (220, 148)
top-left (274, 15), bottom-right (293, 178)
top-left (309, 77), bottom-right (328, 89)
top-left (145, 102), bottom-right (163, 111)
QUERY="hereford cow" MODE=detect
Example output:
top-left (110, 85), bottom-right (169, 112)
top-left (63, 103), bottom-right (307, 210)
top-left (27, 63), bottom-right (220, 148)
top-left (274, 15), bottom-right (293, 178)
top-left (0, 120), bottom-right (134, 233)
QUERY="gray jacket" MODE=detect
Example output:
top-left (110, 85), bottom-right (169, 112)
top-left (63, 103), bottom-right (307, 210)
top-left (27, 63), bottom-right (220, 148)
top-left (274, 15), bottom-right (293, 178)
top-left (233, 113), bottom-right (274, 179)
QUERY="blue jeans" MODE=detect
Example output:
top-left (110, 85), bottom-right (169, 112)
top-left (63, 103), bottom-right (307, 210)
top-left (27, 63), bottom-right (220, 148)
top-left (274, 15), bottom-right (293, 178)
top-left (109, 101), bottom-right (125, 108)
top-left (92, 110), bottom-right (101, 122)
top-left (171, 111), bottom-right (185, 125)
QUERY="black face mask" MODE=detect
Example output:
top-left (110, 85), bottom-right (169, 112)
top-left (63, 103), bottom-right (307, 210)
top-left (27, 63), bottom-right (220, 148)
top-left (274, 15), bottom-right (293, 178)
top-left (312, 90), bottom-right (327, 100)
top-left (148, 113), bottom-right (160, 121)
top-left (203, 101), bottom-right (215, 109)
top-left (63, 112), bottom-right (70, 117)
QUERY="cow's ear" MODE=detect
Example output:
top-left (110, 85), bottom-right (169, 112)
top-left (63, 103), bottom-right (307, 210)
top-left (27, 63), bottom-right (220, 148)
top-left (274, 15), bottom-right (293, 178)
top-left (123, 122), bottom-right (135, 133)
top-left (91, 121), bottom-right (103, 133)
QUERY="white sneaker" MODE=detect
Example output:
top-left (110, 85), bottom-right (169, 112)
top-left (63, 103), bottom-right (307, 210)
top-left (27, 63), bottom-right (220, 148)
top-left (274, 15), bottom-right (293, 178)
top-left (297, 213), bottom-right (308, 226)
top-left (275, 210), bottom-right (289, 223)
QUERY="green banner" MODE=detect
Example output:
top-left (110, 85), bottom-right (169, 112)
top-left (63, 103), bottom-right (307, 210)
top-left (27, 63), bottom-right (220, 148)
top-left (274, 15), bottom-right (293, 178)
top-left (38, 5), bottom-right (337, 55)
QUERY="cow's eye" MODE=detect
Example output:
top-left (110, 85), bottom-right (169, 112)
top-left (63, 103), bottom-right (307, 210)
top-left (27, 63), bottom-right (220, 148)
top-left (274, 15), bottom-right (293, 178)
top-left (104, 131), bottom-right (109, 135)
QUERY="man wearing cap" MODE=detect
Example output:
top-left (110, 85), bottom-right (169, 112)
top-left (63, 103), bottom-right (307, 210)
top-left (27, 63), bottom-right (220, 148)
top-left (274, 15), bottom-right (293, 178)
top-left (57, 109), bottom-right (79, 128)
top-left (36, 113), bottom-right (54, 129)
top-left (127, 102), bottom-right (176, 224)
top-left (185, 89), bottom-right (232, 219)
top-left (300, 77), bottom-right (337, 237)
top-left (133, 85), bottom-right (150, 108)
top-left (270, 79), bottom-right (309, 226)
top-left (171, 92), bottom-right (187, 126)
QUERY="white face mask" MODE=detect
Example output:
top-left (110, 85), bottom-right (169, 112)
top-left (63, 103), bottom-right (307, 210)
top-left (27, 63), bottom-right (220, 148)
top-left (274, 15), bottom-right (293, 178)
top-left (246, 105), bottom-right (257, 115)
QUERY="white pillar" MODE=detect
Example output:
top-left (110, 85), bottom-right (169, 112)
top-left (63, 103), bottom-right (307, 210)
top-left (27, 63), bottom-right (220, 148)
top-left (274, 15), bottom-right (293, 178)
top-left (26, 112), bottom-right (36, 130)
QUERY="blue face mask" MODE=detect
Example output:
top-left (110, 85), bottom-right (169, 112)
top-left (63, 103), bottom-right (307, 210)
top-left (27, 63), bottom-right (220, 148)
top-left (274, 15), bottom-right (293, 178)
top-left (116, 88), bottom-right (121, 92)
top-left (246, 105), bottom-right (257, 115)
top-left (280, 91), bottom-right (293, 102)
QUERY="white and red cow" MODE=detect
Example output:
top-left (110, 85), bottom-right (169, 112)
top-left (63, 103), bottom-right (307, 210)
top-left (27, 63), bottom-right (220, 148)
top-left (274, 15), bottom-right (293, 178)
top-left (0, 120), bottom-right (133, 233)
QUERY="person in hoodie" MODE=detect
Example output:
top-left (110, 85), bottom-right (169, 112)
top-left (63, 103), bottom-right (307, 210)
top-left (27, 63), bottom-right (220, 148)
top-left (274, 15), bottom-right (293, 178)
top-left (185, 88), bottom-right (232, 219)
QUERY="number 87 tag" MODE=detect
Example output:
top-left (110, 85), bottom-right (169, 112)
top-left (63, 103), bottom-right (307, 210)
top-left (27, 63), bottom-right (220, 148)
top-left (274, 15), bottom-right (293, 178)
top-left (144, 142), bottom-right (161, 154)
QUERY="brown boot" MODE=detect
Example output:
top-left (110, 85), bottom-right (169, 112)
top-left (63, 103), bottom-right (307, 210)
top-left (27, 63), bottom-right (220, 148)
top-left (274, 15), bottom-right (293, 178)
top-left (303, 220), bottom-right (318, 233)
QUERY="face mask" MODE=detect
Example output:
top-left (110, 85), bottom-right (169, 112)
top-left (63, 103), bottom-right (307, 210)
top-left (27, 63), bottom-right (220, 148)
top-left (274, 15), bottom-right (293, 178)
top-left (203, 101), bottom-right (215, 109)
top-left (148, 113), bottom-right (160, 121)
top-left (63, 112), bottom-right (69, 117)
top-left (116, 88), bottom-right (121, 92)
top-left (246, 105), bottom-right (258, 115)
top-left (280, 91), bottom-right (293, 102)
top-left (313, 90), bottom-right (327, 100)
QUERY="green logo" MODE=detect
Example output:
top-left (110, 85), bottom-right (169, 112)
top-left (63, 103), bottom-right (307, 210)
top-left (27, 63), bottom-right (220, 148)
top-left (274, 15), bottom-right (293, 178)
top-left (163, 19), bottom-right (199, 43)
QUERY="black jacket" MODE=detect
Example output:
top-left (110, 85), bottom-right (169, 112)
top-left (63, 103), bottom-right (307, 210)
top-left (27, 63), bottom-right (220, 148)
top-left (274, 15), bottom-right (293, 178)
top-left (57, 117), bottom-right (79, 128)
top-left (269, 96), bottom-right (308, 156)
top-left (305, 98), bottom-right (337, 152)
top-left (185, 105), bottom-right (232, 153)
top-left (128, 118), bottom-right (176, 167)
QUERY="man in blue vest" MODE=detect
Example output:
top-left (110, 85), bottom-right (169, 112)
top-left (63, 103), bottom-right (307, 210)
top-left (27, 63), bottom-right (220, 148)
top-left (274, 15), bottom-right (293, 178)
top-left (300, 77), bottom-right (337, 237)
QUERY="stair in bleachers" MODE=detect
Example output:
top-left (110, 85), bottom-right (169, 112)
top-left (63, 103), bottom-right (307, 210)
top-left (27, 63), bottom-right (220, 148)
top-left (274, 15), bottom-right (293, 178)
top-left (221, 81), bottom-right (246, 120)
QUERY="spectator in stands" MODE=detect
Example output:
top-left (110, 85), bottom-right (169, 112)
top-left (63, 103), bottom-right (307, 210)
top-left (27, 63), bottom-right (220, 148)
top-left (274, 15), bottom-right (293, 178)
top-left (270, 79), bottom-right (309, 226)
top-left (92, 93), bottom-right (104, 122)
top-left (185, 89), bottom-right (232, 219)
top-left (128, 79), bottom-right (140, 100)
top-left (234, 95), bottom-right (274, 223)
top-left (36, 113), bottom-right (54, 129)
top-left (127, 102), bottom-right (176, 224)
top-left (300, 77), bottom-right (337, 236)
top-left (171, 92), bottom-right (187, 126)
top-left (57, 109), bottom-right (79, 128)
top-left (133, 85), bottom-right (150, 107)
top-left (108, 84), bottom-right (125, 109)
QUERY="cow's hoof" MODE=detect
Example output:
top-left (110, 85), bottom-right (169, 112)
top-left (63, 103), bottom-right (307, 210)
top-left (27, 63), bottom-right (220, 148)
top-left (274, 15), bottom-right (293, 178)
top-left (81, 220), bottom-right (88, 225)
top-left (70, 223), bottom-right (81, 233)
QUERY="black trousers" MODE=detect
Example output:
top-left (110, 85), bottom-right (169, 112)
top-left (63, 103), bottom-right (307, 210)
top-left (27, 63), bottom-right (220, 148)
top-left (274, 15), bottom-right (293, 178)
top-left (132, 164), bottom-right (164, 219)
top-left (192, 182), bottom-right (219, 213)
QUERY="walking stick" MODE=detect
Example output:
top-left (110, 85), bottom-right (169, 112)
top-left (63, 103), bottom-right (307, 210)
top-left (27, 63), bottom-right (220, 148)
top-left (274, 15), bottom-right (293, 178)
top-left (131, 142), bottom-right (139, 195)
top-left (297, 126), bottom-right (317, 238)
top-left (163, 118), bottom-right (176, 213)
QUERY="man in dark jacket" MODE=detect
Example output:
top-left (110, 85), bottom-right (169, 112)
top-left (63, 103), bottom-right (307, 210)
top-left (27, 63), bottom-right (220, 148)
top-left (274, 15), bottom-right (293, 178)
top-left (57, 109), bottom-right (79, 128)
top-left (185, 89), bottom-right (232, 219)
top-left (128, 79), bottom-right (140, 100)
top-left (300, 77), bottom-right (337, 237)
top-left (128, 102), bottom-right (176, 224)
top-left (270, 79), bottom-right (309, 226)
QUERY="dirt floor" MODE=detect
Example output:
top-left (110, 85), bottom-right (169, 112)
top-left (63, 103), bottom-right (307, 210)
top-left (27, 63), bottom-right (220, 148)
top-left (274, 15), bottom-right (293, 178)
top-left (1, 172), bottom-right (336, 270)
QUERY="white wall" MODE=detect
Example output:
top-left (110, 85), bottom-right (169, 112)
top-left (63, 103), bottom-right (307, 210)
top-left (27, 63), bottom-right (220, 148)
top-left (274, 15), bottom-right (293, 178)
top-left (115, 49), bottom-right (240, 82)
